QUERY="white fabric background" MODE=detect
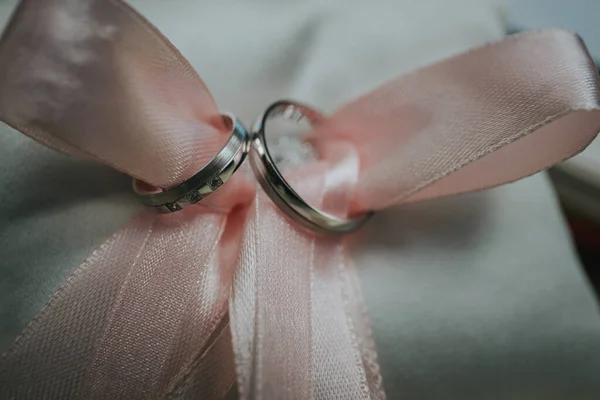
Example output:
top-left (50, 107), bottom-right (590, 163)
top-left (0, 0), bottom-right (599, 398)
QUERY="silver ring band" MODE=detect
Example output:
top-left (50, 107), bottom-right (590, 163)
top-left (250, 100), bottom-right (373, 235)
top-left (134, 113), bottom-right (249, 212)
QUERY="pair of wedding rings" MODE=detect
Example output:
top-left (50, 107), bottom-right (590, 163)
top-left (133, 100), bottom-right (372, 235)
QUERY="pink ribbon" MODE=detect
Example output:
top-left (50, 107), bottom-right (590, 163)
top-left (0, 0), bottom-right (599, 398)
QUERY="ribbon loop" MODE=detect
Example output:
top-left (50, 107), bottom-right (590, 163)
top-left (0, 0), bottom-right (226, 188)
top-left (313, 30), bottom-right (600, 212)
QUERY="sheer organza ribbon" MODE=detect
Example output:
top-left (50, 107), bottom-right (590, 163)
top-left (0, 0), bottom-right (599, 399)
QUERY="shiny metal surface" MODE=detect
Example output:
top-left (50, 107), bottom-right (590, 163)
top-left (133, 113), bottom-right (249, 212)
top-left (250, 100), bottom-right (373, 235)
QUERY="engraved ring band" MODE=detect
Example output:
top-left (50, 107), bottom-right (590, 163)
top-left (133, 112), bottom-right (249, 213)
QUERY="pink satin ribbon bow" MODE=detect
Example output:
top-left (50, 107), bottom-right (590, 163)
top-left (0, 0), bottom-right (599, 399)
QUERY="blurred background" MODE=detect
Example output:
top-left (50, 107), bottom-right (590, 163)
top-left (505, 0), bottom-right (600, 296)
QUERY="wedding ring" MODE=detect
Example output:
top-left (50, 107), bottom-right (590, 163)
top-left (250, 100), bottom-right (373, 235)
top-left (134, 113), bottom-right (249, 212)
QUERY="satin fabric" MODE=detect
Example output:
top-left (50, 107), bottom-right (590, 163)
top-left (0, 0), bottom-right (599, 399)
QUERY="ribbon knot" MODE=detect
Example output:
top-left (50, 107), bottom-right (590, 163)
top-left (0, 0), bottom-right (599, 399)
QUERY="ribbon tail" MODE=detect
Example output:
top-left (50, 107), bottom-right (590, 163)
top-left (230, 193), bottom-right (314, 399)
top-left (231, 143), bottom-right (385, 399)
top-left (0, 209), bottom-right (238, 399)
top-left (340, 249), bottom-right (386, 399)
top-left (311, 237), bottom-right (385, 399)
top-left (230, 196), bottom-right (385, 400)
top-left (310, 142), bottom-right (385, 398)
